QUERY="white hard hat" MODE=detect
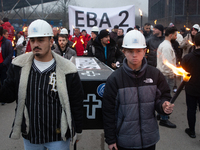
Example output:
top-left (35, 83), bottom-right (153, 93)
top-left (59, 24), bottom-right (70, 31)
top-left (122, 30), bottom-right (146, 49)
top-left (193, 24), bottom-right (199, 30)
top-left (28, 19), bottom-right (53, 38)
top-left (60, 28), bottom-right (68, 34)
top-left (91, 26), bottom-right (99, 32)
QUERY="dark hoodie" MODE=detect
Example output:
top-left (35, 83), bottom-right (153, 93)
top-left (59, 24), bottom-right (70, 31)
top-left (88, 37), bottom-right (124, 69)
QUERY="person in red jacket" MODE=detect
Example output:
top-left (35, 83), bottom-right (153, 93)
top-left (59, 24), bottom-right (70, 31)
top-left (1, 18), bottom-right (14, 42)
top-left (71, 28), bottom-right (86, 56)
top-left (82, 29), bottom-right (91, 47)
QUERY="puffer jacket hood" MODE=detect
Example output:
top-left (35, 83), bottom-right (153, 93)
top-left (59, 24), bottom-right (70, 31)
top-left (3, 22), bottom-right (12, 27)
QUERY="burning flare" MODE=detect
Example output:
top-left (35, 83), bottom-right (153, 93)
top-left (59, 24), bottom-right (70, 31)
top-left (163, 59), bottom-right (191, 82)
top-left (188, 40), bottom-right (194, 46)
top-left (23, 27), bottom-right (27, 32)
top-left (12, 41), bottom-right (15, 47)
top-left (186, 28), bottom-right (190, 31)
top-left (80, 38), bottom-right (84, 44)
top-left (139, 9), bottom-right (142, 16)
top-left (147, 49), bottom-right (149, 54)
top-left (72, 41), bottom-right (77, 48)
top-left (72, 25), bottom-right (75, 29)
top-left (154, 20), bottom-right (157, 25)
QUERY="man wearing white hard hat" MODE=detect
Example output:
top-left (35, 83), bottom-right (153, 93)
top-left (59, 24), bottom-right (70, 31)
top-left (103, 30), bottom-right (174, 150)
top-left (85, 26), bottom-right (99, 51)
top-left (53, 28), bottom-right (77, 60)
top-left (0, 19), bottom-right (83, 150)
top-left (180, 24), bottom-right (199, 57)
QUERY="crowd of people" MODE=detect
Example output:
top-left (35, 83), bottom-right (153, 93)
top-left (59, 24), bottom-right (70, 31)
top-left (0, 17), bottom-right (200, 150)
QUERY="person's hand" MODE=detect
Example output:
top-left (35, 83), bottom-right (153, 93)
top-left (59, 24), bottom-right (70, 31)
top-left (22, 40), bottom-right (26, 46)
top-left (162, 101), bottom-right (174, 114)
top-left (108, 143), bottom-right (118, 150)
top-left (111, 63), bottom-right (117, 69)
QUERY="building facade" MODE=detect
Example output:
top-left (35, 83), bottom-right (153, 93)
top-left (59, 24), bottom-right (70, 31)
top-left (149, 0), bottom-right (200, 29)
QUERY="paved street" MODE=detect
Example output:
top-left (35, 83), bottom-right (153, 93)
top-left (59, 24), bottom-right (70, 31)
top-left (0, 77), bottom-right (200, 150)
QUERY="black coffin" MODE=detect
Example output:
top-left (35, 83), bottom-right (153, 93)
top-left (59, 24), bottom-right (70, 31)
top-left (71, 57), bottom-right (113, 129)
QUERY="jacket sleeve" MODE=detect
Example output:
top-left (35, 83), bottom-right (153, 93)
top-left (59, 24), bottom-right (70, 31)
top-left (87, 45), bottom-right (94, 57)
top-left (66, 72), bottom-right (84, 133)
top-left (155, 70), bottom-right (172, 115)
top-left (102, 75), bottom-right (118, 145)
top-left (115, 47), bottom-right (124, 63)
top-left (3, 40), bottom-right (13, 68)
top-left (180, 35), bottom-right (189, 49)
top-left (16, 36), bottom-right (24, 49)
top-left (0, 64), bottom-right (17, 103)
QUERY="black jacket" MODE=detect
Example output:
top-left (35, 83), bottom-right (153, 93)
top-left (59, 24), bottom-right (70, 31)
top-left (103, 58), bottom-right (171, 149)
top-left (181, 49), bottom-right (200, 96)
top-left (146, 35), bottom-right (165, 67)
top-left (88, 37), bottom-right (124, 69)
top-left (1, 36), bottom-right (13, 68)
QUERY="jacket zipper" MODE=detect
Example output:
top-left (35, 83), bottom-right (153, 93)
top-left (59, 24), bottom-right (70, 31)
top-left (136, 74), bottom-right (143, 148)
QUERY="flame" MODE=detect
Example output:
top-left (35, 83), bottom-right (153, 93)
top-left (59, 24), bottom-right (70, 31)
top-left (23, 27), bottom-right (27, 32)
top-left (139, 9), bottom-right (142, 16)
top-left (177, 31), bottom-right (180, 34)
top-left (57, 27), bottom-right (59, 31)
top-left (81, 38), bottom-right (84, 44)
top-left (25, 52), bottom-right (29, 54)
top-left (147, 49), bottom-right (149, 53)
top-left (13, 36), bottom-right (16, 41)
top-left (12, 41), bottom-right (15, 47)
top-left (106, 29), bottom-right (109, 32)
top-left (163, 59), bottom-right (191, 82)
top-left (72, 25), bottom-right (75, 29)
top-left (72, 41), bottom-right (77, 48)
top-left (154, 20), bottom-right (157, 25)
top-left (186, 28), bottom-right (190, 31)
top-left (188, 40), bottom-right (194, 46)
top-left (184, 25), bottom-right (186, 28)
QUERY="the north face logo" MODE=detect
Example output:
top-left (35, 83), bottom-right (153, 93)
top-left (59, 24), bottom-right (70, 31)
top-left (144, 78), bottom-right (153, 83)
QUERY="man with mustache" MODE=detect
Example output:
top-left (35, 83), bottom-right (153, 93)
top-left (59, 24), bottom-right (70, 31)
top-left (0, 19), bottom-right (84, 150)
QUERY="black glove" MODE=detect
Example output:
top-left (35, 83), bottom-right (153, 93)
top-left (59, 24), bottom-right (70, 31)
top-left (22, 40), bottom-right (26, 46)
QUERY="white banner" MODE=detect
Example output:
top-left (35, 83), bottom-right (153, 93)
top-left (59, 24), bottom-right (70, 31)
top-left (68, 5), bottom-right (135, 34)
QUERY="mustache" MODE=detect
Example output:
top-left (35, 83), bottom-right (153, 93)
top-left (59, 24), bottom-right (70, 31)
top-left (33, 47), bottom-right (42, 50)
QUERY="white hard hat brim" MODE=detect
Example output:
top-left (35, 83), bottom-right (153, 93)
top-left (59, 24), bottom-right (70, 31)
top-left (122, 45), bottom-right (146, 49)
top-left (28, 34), bottom-right (52, 38)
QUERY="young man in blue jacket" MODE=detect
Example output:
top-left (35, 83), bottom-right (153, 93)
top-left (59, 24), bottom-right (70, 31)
top-left (103, 30), bottom-right (175, 150)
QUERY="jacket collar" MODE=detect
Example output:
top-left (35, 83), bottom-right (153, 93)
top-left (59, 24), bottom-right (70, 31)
top-left (123, 57), bottom-right (147, 78)
top-left (12, 51), bottom-right (77, 75)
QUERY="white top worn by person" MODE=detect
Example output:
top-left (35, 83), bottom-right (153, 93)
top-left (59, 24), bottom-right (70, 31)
top-left (157, 39), bottom-right (176, 78)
